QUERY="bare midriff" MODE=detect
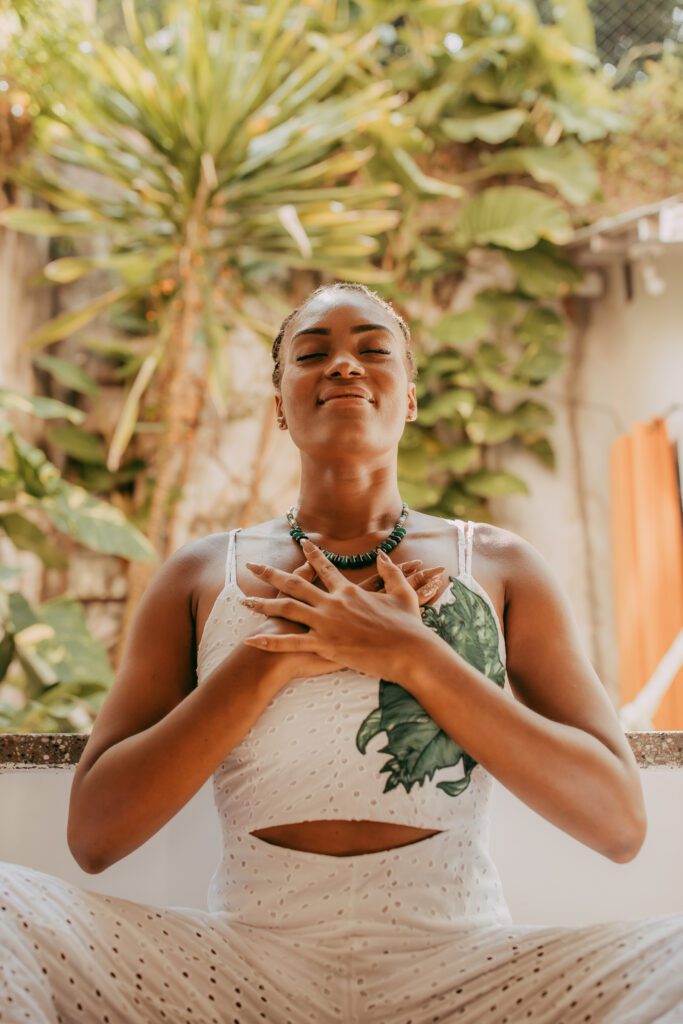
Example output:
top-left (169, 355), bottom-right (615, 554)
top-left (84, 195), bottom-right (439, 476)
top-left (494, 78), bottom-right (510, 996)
top-left (250, 821), bottom-right (443, 856)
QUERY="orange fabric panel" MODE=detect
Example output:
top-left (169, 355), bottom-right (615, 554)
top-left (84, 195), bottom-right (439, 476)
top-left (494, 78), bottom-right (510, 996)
top-left (609, 418), bottom-right (683, 729)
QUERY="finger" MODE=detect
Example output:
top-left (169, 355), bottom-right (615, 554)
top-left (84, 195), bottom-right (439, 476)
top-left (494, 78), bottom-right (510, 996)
top-left (238, 594), bottom-right (318, 628)
top-left (416, 579), bottom-right (444, 605)
top-left (356, 559), bottom-right (424, 593)
top-left (375, 549), bottom-right (410, 593)
top-left (299, 538), bottom-right (348, 592)
top-left (407, 566), bottom-right (446, 590)
top-left (246, 560), bottom-right (322, 602)
top-left (243, 632), bottom-right (322, 652)
top-left (292, 561), bottom-right (316, 580)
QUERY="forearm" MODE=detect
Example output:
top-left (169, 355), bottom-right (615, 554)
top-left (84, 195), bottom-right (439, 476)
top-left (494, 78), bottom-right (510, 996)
top-left (68, 644), bottom-right (286, 873)
top-left (399, 629), bottom-right (644, 861)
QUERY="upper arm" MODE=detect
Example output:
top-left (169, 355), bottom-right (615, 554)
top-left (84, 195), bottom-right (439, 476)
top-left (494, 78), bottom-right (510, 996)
top-left (71, 541), bottom-right (205, 784)
top-left (499, 528), bottom-right (638, 777)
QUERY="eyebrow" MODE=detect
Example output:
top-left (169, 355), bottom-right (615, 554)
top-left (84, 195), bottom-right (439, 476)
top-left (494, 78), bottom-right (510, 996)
top-left (291, 323), bottom-right (393, 344)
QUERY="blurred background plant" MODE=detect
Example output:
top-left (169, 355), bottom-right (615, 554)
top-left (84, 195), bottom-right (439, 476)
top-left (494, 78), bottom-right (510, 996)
top-left (0, 386), bottom-right (155, 731)
top-left (0, 0), bottom-right (680, 729)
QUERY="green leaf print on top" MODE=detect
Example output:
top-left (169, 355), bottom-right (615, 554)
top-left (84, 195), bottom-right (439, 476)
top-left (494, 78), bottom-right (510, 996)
top-left (355, 577), bottom-right (506, 798)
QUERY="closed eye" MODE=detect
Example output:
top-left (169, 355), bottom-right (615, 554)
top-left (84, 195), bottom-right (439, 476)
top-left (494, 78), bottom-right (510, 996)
top-left (297, 349), bottom-right (390, 361)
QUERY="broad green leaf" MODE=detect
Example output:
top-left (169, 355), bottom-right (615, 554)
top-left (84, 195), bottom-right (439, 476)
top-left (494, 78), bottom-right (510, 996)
top-left (33, 355), bottom-right (100, 397)
top-left (509, 400), bottom-right (555, 432)
top-left (0, 513), bottom-right (68, 569)
top-left (547, 96), bottom-right (626, 143)
top-left (44, 486), bottom-right (157, 561)
top-left (515, 342), bottom-right (565, 383)
top-left (515, 306), bottom-right (567, 345)
top-left (430, 309), bottom-right (491, 348)
top-left (45, 424), bottom-right (107, 464)
top-left (463, 470), bottom-right (530, 497)
top-left (522, 435), bottom-right (556, 468)
top-left (396, 479), bottom-right (441, 507)
top-left (4, 431), bottom-right (63, 498)
top-left (435, 443), bottom-right (480, 474)
top-left (396, 449), bottom-right (430, 484)
top-left (505, 245), bottom-right (583, 298)
top-left (547, 0), bottom-right (596, 52)
top-left (474, 142), bottom-right (600, 204)
top-left (33, 596), bottom-right (114, 686)
top-left (465, 406), bottom-right (518, 444)
top-left (453, 186), bottom-right (574, 250)
top-left (417, 391), bottom-right (467, 427)
top-left (441, 107), bottom-right (527, 144)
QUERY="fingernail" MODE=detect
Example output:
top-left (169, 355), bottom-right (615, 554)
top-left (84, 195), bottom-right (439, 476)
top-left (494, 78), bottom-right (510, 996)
top-left (425, 566), bottom-right (446, 576)
top-left (246, 562), bottom-right (265, 574)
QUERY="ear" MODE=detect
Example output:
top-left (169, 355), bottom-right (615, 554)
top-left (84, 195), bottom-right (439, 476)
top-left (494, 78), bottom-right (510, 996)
top-left (406, 382), bottom-right (418, 422)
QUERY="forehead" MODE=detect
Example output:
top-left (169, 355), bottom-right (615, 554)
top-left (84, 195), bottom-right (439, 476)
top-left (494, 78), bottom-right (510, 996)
top-left (288, 292), bottom-right (397, 340)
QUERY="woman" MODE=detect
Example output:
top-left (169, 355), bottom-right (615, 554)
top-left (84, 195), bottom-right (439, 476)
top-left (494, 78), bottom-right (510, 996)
top-left (1, 281), bottom-right (682, 1023)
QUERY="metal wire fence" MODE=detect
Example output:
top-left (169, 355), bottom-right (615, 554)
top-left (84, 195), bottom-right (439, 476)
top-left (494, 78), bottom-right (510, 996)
top-left (536, 0), bottom-right (683, 73)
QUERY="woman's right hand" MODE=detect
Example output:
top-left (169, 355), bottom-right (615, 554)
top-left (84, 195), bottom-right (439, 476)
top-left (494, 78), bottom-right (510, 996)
top-left (256, 557), bottom-right (447, 680)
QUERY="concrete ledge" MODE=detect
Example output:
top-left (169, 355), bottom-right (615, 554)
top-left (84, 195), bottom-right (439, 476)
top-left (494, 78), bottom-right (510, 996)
top-left (0, 731), bottom-right (682, 770)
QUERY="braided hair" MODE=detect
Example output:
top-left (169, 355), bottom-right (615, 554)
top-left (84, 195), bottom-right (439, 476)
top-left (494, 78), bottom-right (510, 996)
top-left (271, 281), bottom-right (417, 391)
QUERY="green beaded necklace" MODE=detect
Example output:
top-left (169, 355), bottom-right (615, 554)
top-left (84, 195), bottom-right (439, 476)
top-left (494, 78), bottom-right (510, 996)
top-left (286, 502), bottom-right (409, 568)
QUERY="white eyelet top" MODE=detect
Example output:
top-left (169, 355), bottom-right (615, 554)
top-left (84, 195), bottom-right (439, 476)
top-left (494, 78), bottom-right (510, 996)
top-left (196, 518), bottom-right (510, 835)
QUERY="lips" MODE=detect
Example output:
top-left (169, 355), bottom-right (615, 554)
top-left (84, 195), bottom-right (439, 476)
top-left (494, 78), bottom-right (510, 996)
top-left (320, 390), bottom-right (372, 404)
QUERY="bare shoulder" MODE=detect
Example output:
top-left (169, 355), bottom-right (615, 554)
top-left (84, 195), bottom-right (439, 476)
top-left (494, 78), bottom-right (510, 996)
top-left (469, 521), bottom-right (540, 601)
top-left (478, 522), bottom-right (640, 776)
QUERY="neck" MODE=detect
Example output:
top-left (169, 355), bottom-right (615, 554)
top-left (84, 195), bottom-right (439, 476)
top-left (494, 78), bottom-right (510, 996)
top-left (290, 464), bottom-right (406, 542)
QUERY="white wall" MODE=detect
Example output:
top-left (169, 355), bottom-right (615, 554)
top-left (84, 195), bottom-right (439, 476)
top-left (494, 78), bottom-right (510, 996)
top-left (1, 766), bottom-right (680, 927)
top-left (491, 248), bottom-right (683, 704)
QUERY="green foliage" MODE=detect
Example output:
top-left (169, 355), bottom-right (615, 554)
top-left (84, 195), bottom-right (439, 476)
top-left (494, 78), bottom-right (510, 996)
top-left (2, 0), bottom-right (446, 470)
top-left (0, 388), bottom-right (155, 732)
top-left (0, 0), bottom-right (653, 730)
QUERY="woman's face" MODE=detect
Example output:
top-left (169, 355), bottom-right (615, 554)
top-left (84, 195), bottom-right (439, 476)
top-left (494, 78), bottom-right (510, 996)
top-left (274, 292), bottom-right (417, 459)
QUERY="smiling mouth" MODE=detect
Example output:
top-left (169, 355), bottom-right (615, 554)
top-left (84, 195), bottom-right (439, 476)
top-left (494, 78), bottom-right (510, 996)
top-left (321, 395), bottom-right (371, 404)
top-left (325, 393), bottom-right (368, 401)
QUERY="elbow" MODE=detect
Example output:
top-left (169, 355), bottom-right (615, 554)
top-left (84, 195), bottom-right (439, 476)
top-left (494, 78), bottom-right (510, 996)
top-left (609, 834), bottom-right (645, 864)
top-left (67, 819), bottom-right (108, 875)
top-left (606, 812), bottom-right (648, 864)
top-left (68, 836), bottom-right (107, 874)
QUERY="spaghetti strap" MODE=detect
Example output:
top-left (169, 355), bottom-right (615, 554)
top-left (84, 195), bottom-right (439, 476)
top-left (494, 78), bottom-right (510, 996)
top-left (225, 527), bottom-right (242, 588)
top-left (464, 519), bottom-right (474, 576)
top-left (447, 518), bottom-right (474, 577)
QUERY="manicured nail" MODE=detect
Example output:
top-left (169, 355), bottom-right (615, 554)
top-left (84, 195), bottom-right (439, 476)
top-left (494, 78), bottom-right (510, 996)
top-left (425, 566), bottom-right (446, 577)
top-left (246, 562), bottom-right (264, 574)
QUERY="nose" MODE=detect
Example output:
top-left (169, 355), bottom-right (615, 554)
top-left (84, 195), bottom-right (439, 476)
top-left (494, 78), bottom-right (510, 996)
top-left (326, 353), bottom-right (365, 376)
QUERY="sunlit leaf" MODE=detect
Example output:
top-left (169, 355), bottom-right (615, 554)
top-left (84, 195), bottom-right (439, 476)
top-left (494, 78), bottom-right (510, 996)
top-left (453, 187), bottom-right (574, 250)
top-left (33, 355), bottom-right (100, 396)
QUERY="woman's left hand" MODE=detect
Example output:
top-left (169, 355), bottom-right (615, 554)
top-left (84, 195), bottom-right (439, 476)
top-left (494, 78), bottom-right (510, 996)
top-left (240, 539), bottom-right (427, 680)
